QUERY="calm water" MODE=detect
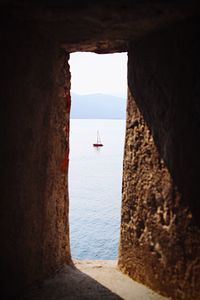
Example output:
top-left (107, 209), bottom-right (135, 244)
top-left (69, 119), bottom-right (126, 259)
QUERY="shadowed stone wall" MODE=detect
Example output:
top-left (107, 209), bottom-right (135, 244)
top-left (0, 25), bottom-right (71, 297)
top-left (119, 20), bottom-right (200, 300)
top-left (0, 2), bottom-right (200, 299)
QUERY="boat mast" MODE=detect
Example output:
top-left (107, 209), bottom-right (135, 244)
top-left (97, 130), bottom-right (101, 144)
top-left (93, 130), bottom-right (103, 147)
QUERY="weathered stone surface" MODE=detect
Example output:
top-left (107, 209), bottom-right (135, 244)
top-left (0, 1), bottom-right (199, 53)
top-left (0, 29), bottom-right (71, 297)
top-left (128, 18), bottom-right (200, 224)
top-left (24, 261), bottom-right (168, 300)
top-left (119, 20), bottom-right (200, 300)
top-left (0, 2), bottom-right (200, 300)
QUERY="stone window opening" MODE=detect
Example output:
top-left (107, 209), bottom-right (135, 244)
top-left (68, 51), bottom-right (127, 261)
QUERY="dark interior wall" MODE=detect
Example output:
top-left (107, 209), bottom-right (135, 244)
top-left (1, 1), bottom-right (200, 299)
top-left (129, 18), bottom-right (200, 222)
top-left (0, 24), bottom-right (71, 296)
top-left (119, 19), bottom-right (200, 300)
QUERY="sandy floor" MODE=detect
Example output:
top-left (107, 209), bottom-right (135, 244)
top-left (24, 260), bottom-right (170, 300)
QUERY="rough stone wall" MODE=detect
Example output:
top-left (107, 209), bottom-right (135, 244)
top-left (119, 20), bottom-right (200, 300)
top-left (1, 2), bottom-right (200, 299)
top-left (1, 1), bottom-right (198, 53)
top-left (0, 25), bottom-right (71, 297)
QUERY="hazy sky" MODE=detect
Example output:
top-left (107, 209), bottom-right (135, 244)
top-left (69, 52), bottom-right (127, 97)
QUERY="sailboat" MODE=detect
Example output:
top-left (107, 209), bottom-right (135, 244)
top-left (93, 130), bottom-right (103, 147)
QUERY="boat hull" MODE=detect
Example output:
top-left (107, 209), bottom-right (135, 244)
top-left (93, 143), bottom-right (103, 147)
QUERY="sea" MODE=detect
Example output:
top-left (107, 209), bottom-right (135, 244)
top-left (69, 119), bottom-right (126, 260)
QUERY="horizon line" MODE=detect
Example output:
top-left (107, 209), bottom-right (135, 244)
top-left (71, 92), bottom-right (127, 98)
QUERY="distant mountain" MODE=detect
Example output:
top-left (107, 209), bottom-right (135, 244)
top-left (70, 93), bottom-right (126, 119)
